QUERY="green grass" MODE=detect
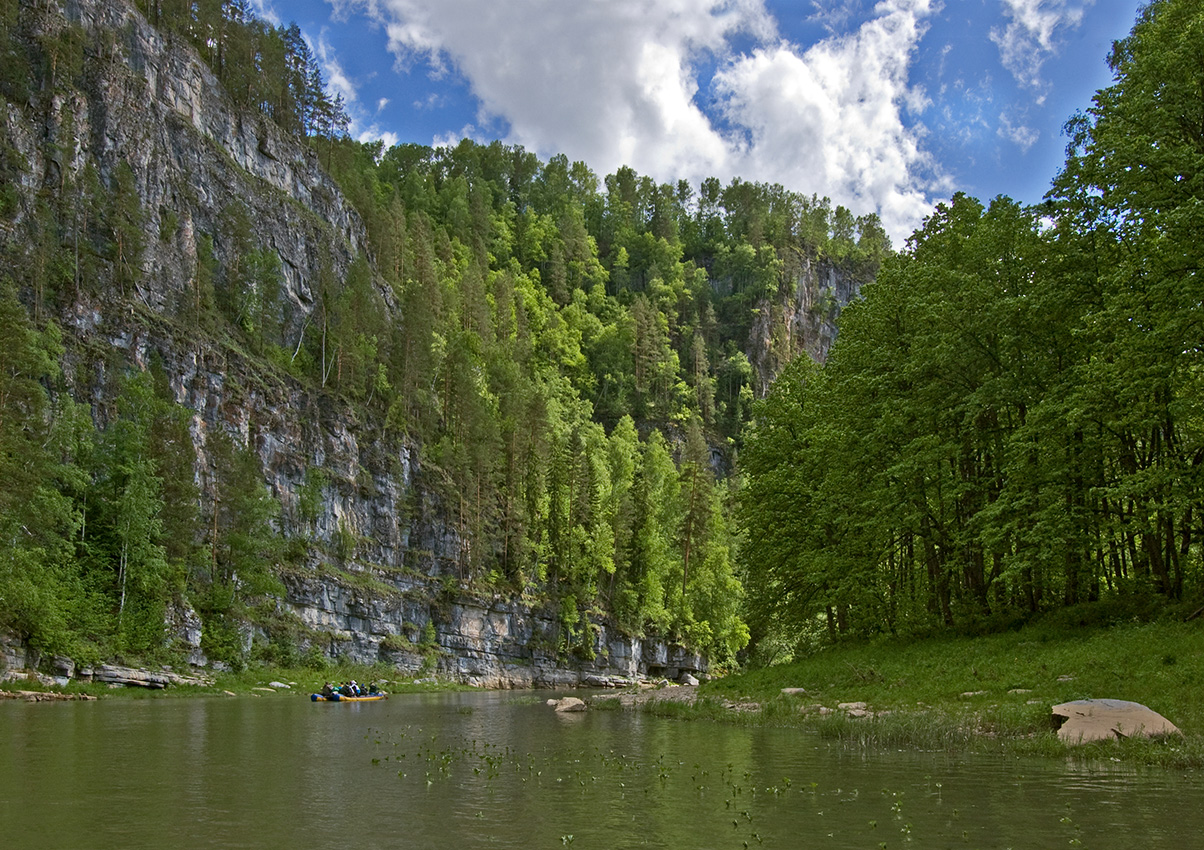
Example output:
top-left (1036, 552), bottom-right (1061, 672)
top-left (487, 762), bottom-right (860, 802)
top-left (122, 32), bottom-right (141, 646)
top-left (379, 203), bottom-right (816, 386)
top-left (678, 619), bottom-right (1204, 768)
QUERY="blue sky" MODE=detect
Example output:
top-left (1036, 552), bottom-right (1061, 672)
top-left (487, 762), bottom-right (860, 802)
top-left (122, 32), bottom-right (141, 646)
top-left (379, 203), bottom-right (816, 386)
top-left (256, 1), bottom-right (1141, 244)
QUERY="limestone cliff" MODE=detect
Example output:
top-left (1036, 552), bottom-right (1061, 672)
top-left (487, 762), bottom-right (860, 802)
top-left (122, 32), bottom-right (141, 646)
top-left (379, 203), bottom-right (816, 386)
top-left (749, 251), bottom-right (865, 397)
top-left (0, 0), bottom-right (858, 686)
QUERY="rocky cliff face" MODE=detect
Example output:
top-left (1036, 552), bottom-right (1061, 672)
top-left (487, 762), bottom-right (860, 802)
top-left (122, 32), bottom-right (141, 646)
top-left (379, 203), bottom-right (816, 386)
top-left (2, 0), bottom-right (715, 687)
top-left (2, 0), bottom-right (855, 687)
top-left (749, 251), bottom-right (866, 397)
top-left (283, 572), bottom-right (704, 688)
top-left (15, 0), bottom-right (364, 319)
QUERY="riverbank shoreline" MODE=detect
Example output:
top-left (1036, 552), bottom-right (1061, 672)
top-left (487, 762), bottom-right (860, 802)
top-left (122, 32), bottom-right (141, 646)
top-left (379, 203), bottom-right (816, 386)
top-left (596, 618), bottom-right (1204, 770)
top-left (5, 619), bottom-right (1201, 769)
top-left (0, 662), bottom-right (478, 701)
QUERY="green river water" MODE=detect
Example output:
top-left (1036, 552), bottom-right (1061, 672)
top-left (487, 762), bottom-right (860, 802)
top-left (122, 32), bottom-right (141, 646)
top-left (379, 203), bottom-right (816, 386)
top-left (2, 690), bottom-right (1201, 848)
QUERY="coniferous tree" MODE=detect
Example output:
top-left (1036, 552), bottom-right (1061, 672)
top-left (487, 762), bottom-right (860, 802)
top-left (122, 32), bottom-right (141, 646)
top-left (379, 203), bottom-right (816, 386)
top-left (0, 281), bottom-right (83, 652)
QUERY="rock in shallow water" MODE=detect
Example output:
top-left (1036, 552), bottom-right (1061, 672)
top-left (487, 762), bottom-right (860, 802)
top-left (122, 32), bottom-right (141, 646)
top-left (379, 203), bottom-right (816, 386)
top-left (551, 697), bottom-right (587, 712)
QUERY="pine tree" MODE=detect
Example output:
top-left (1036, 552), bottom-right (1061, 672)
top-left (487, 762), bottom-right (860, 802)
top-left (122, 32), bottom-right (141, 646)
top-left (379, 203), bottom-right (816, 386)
top-left (0, 280), bottom-right (83, 651)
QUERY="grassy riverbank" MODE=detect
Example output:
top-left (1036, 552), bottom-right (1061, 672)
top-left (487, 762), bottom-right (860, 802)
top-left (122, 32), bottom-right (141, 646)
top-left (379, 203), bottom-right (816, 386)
top-left (670, 619), bottom-right (1204, 769)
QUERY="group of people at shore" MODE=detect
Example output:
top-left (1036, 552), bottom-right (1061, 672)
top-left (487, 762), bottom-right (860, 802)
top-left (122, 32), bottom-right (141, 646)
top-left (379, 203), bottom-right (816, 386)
top-left (318, 680), bottom-right (379, 698)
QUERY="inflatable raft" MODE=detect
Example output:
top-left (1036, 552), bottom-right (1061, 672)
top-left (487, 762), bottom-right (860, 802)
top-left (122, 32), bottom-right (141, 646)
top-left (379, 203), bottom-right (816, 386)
top-left (310, 693), bottom-right (387, 702)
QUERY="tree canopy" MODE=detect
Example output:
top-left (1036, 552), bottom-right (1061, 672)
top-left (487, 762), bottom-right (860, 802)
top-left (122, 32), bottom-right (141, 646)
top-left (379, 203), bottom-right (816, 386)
top-left (0, 0), bottom-right (893, 666)
top-left (740, 0), bottom-right (1204, 649)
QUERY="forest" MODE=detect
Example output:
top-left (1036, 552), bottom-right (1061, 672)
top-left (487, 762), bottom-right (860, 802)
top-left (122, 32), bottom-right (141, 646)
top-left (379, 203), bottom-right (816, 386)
top-left (1, 0), bottom-right (1200, 672)
top-left (0, 0), bottom-right (884, 668)
top-left (740, 0), bottom-right (1204, 652)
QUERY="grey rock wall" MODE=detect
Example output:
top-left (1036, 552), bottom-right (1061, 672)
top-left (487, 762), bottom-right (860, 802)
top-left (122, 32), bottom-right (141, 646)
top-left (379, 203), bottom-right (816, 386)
top-left (278, 565), bottom-right (703, 683)
top-left (749, 252), bottom-right (865, 395)
top-left (281, 571), bottom-right (706, 688)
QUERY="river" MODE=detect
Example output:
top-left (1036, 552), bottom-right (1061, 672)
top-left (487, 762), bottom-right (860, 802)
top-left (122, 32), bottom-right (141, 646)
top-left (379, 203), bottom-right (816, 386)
top-left (1, 690), bottom-right (1200, 848)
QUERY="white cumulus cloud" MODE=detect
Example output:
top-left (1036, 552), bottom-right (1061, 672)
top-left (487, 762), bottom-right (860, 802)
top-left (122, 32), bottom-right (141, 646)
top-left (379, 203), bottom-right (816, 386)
top-left (716, 0), bottom-right (943, 243)
top-left (314, 30), bottom-right (400, 148)
top-left (248, 0), bottom-right (281, 25)
top-left (338, 0), bottom-right (945, 243)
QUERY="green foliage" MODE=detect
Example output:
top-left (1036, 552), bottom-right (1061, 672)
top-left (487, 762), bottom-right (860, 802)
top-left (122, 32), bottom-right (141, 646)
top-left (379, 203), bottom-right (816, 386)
top-left (146, 361), bottom-right (202, 578)
top-left (2, 0), bottom-right (1198, 678)
top-left (315, 124), bottom-right (899, 657)
top-left (0, 137), bottom-right (24, 220)
top-left (302, 134), bottom-right (894, 659)
top-left (739, 0), bottom-right (1204, 648)
top-left (702, 618), bottom-right (1204, 767)
top-left (203, 428), bottom-right (282, 599)
top-left (333, 519), bottom-right (356, 562)
top-left (109, 161), bottom-right (145, 294)
top-left (83, 371), bottom-right (172, 654)
top-left (420, 619), bottom-right (437, 650)
top-left (0, 280), bottom-right (84, 653)
top-left (302, 643), bottom-right (331, 670)
top-left (296, 467), bottom-right (328, 535)
top-left (0, 0), bottom-right (908, 669)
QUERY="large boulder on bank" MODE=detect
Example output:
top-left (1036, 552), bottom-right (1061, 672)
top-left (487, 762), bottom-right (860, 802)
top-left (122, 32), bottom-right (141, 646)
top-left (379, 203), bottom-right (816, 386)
top-left (1052, 699), bottom-right (1181, 744)
top-left (88, 664), bottom-right (212, 689)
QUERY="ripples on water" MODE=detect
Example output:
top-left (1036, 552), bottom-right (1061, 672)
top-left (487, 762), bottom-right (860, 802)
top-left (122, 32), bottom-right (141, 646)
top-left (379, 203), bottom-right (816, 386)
top-left (1, 690), bottom-right (1201, 848)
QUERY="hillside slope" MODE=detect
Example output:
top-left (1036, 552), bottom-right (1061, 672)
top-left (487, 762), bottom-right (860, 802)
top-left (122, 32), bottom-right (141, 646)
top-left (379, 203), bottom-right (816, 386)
top-left (0, 0), bottom-right (879, 683)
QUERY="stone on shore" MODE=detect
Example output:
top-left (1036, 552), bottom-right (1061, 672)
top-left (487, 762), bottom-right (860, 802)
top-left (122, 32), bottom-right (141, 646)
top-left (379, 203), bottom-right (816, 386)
top-left (0, 690), bottom-right (96, 702)
top-left (1, 669), bottom-right (59, 688)
top-left (1052, 699), bottom-right (1181, 744)
top-left (582, 674), bottom-right (636, 689)
top-left (87, 664), bottom-right (213, 689)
